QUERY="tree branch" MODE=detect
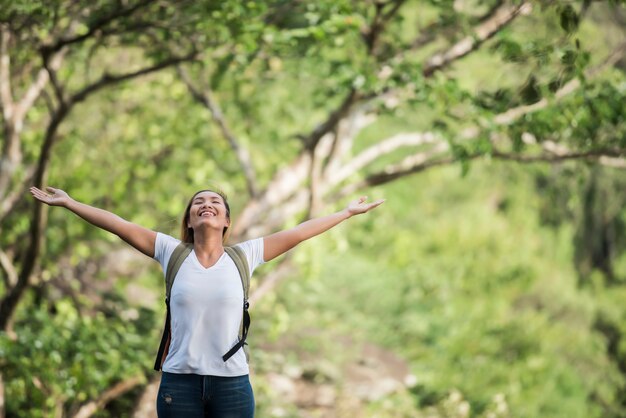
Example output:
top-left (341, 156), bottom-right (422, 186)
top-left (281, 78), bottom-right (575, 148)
top-left (0, 248), bottom-right (17, 290)
top-left (336, 142), bottom-right (452, 197)
top-left (0, 25), bottom-right (20, 202)
top-left (72, 375), bottom-right (145, 418)
top-left (302, 89), bottom-right (359, 151)
top-left (42, 51), bottom-right (67, 105)
top-left (177, 65), bottom-right (259, 198)
top-left (306, 131), bottom-right (338, 219)
top-left (41, 0), bottom-right (157, 55)
top-left (423, 2), bottom-right (531, 76)
top-left (330, 131), bottom-right (440, 188)
top-left (362, 0), bottom-right (407, 55)
top-left (492, 148), bottom-right (626, 163)
top-left (16, 50), bottom-right (65, 121)
top-left (322, 107), bottom-right (377, 181)
top-left (0, 165), bottom-right (34, 222)
top-left (392, 0), bottom-right (505, 63)
top-left (72, 51), bottom-right (196, 104)
top-left (598, 156), bottom-right (626, 169)
top-left (338, 136), bottom-right (626, 200)
top-left (0, 24), bottom-right (14, 120)
top-left (0, 49), bottom-right (64, 201)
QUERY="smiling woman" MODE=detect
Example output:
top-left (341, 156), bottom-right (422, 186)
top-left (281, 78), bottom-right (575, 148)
top-left (29, 185), bottom-right (383, 418)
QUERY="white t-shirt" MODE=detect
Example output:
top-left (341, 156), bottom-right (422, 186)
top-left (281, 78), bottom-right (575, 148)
top-left (153, 232), bottom-right (265, 376)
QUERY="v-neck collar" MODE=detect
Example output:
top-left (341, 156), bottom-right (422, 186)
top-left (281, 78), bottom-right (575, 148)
top-left (190, 249), bottom-right (226, 270)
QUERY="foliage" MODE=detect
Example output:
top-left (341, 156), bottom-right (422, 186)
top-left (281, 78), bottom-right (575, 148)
top-left (0, 299), bottom-right (154, 417)
top-left (269, 162), bottom-right (625, 417)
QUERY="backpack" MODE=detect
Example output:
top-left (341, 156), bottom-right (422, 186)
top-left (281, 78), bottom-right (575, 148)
top-left (153, 243), bottom-right (251, 371)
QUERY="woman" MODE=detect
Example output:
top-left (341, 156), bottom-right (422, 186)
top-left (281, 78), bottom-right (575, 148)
top-left (30, 186), bottom-right (384, 417)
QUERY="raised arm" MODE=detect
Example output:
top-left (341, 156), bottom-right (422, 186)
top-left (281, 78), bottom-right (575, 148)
top-left (262, 196), bottom-right (384, 262)
top-left (30, 186), bottom-right (157, 257)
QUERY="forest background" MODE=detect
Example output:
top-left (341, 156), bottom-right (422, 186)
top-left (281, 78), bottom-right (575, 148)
top-left (1, 0), bottom-right (626, 417)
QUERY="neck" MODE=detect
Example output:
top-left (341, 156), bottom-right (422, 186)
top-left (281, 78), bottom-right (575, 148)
top-left (192, 229), bottom-right (224, 251)
top-left (191, 230), bottom-right (226, 268)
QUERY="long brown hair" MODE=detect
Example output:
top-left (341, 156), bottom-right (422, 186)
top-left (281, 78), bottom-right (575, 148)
top-left (180, 189), bottom-right (231, 244)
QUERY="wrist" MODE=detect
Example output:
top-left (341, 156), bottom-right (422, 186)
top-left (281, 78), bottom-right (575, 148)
top-left (63, 197), bottom-right (76, 209)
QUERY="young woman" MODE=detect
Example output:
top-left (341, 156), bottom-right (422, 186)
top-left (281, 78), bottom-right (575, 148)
top-left (30, 186), bottom-right (384, 418)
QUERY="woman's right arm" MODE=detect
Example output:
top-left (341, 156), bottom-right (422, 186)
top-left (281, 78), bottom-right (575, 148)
top-left (30, 186), bottom-right (157, 257)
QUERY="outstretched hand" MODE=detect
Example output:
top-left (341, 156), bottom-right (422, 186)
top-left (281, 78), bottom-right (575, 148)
top-left (346, 196), bottom-right (385, 216)
top-left (30, 186), bottom-right (71, 207)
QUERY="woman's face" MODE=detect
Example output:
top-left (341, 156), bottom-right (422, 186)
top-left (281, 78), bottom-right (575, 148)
top-left (186, 191), bottom-right (230, 233)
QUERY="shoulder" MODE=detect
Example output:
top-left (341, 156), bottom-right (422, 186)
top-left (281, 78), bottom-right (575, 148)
top-left (233, 238), bottom-right (263, 255)
top-left (154, 232), bottom-right (182, 263)
top-left (156, 232), bottom-right (181, 248)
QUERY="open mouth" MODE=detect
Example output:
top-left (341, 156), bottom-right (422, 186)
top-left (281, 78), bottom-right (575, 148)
top-left (198, 210), bottom-right (216, 217)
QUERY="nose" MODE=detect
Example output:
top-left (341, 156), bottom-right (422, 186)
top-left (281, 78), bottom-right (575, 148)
top-left (198, 202), bottom-right (214, 214)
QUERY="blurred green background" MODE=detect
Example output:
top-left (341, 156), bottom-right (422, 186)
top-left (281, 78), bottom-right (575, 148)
top-left (1, 1), bottom-right (626, 417)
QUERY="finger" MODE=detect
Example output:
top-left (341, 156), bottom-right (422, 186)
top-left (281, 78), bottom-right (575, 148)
top-left (29, 187), bottom-right (44, 197)
top-left (45, 186), bottom-right (57, 194)
top-left (30, 189), bottom-right (47, 202)
top-left (33, 187), bottom-right (48, 195)
top-left (366, 199), bottom-right (385, 210)
top-left (31, 187), bottom-right (47, 197)
top-left (32, 187), bottom-right (52, 199)
top-left (31, 189), bottom-right (49, 200)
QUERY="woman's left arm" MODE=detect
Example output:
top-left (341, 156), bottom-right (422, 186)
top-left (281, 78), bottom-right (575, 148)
top-left (263, 196), bottom-right (384, 262)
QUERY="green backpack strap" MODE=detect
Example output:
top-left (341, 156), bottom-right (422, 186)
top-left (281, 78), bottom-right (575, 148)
top-left (165, 243), bottom-right (194, 300)
top-left (223, 245), bottom-right (251, 362)
top-left (153, 242), bottom-right (193, 371)
top-left (224, 246), bottom-right (250, 301)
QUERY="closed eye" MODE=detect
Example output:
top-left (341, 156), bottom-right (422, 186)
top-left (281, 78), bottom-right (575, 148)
top-left (193, 199), bottom-right (222, 206)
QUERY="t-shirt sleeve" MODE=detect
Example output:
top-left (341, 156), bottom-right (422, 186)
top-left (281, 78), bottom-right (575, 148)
top-left (153, 232), bottom-right (182, 279)
top-left (233, 238), bottom-right (265, 275)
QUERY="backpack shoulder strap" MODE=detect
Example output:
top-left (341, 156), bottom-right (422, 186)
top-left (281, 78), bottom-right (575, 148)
top-left (222, 245), bottom-right (251, 362)
top-left (224, 246), bottom-right (250, 298)
top-left (154, 242), bottom-right (193, 371)
top-left (165, 242), bottom-right (193, 299)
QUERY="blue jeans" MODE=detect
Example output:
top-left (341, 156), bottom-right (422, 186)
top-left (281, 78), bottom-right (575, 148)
top-left (156, 372), bottom-right (255, 418)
